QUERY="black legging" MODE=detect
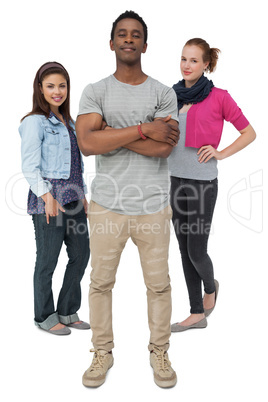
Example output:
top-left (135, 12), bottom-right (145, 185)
top-left (170, 176), bottom-right (218, 314)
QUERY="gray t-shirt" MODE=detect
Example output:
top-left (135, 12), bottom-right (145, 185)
top-left (78, 75), bottom-right (178, 215)
top-left (168, 112), bottom-right (218, 180)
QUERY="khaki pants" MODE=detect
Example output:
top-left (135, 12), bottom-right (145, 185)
top-left (88, 201), bottom-right (172, 352)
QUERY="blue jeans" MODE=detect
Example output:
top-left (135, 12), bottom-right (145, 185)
top-left (32, 200), bottom-right (90, 330)
top-left (170, 177), bottom-right (218, 314)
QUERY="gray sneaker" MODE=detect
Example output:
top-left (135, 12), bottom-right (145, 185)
top-left (82, 349), bottom-right (114, 387)
top-left (150, 347), bottom-right (177, 388)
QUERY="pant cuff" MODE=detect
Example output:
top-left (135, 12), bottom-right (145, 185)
top-left (190, 309), bottom-right (204, 314)
top-left (148, 342), bottom-right (170, 352)
top-left (34, 312), bottom-right (60, 330)
top-left (92, 341), bottom-right (114, 352)
top-left (59, 313), bottom-right (79, 325)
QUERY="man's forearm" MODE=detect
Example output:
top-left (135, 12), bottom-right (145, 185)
top-left (76, 121), bottom-right (141, 156)
top-left (76, 114), bottom-right (179, 156)
top-left (124, 138), bottom-right (173, 158)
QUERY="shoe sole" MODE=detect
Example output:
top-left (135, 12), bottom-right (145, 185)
top-left (39, 327), bottom-right (71, 335)
top-left (151, 368), bottom-right (177, 388)
top-left (154, 376), bottom-right (177, 388)
top-left (82, 360), bottom-right (114, 387)
top-left (67, 323), bottom-right (91, 330)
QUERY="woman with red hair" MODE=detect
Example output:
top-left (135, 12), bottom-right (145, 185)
top-left (169, 39), bottom-right (256, 332)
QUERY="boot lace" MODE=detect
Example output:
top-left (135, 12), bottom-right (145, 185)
top-left (153, 347), bottom-right (171, 372)
top-left (89, 349), bottom-right (106, 372)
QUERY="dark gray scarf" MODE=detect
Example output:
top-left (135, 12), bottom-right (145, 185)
top-left (173, 74), bottom-right (214, 110)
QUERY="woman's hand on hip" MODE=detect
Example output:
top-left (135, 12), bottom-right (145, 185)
top-left (197, 145), bottom-right (223, 163)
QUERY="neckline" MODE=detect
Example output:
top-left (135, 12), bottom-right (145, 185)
top-left (111, 74), bottom-right (150, 87)
top-left (49, 111), bottom-right (67, 127)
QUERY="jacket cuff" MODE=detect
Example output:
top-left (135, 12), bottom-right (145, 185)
top-left (31, 180), bottom-right (53, 197)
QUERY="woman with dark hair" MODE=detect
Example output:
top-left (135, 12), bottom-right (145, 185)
top-left (169, 39), bottom-right (256, 332)
top-left (19, 62), bottom-right (90, 335)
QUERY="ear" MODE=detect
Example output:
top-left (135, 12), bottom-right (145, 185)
top-left (110, 39), bottom-right (115, 51)
top-left (142, 43), bottom-right (148, 54)
top-left (39, 83), bottom-right (43, 95)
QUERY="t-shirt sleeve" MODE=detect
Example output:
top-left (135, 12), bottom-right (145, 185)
top-left (78, 84), bottom-right (103, 117)
top-left (154, 87), bottom-right (179, 122)
top-left (222, 91), bottom-right (249, 130)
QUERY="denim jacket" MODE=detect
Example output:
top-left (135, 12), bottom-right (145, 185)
top-left (19, 114), bottom-right (87, 197)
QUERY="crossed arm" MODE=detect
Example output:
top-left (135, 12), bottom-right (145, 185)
top-left (75, 113), bottom-right (179, 158)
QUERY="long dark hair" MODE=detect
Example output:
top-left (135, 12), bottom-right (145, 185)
top-left (21, 61), bottom-right (74, 128)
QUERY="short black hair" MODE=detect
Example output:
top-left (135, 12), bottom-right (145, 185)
top-left (111, 10), bottom-right (148, 44)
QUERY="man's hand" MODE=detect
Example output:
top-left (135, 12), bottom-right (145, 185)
top-left (142, 115), bottom-right (179, 146)
top-left (82, 197), bottom-right (89, 216)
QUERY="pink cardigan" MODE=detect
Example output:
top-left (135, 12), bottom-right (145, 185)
top-left (184, 87), bottom-right (249, 149)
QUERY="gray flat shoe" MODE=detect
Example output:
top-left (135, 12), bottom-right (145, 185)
top-left (40, 326), bottom-right (71, 336)
top-left (204, 279), bottom-right (219, 318)
top-left (171, 317), bottom-right (207, 333)
top-left (67, 321), bottom-right (90, 330)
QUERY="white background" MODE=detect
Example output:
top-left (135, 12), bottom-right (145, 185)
top-left (1, 0), bottom-right (267, 401)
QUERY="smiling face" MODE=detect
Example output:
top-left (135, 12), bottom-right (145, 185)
top-left (40, 73), bottom-right (67, 113)
top-left (110, 18), bottom-right (147, 65)
top-left (180, 45), bottom-right (209, 88)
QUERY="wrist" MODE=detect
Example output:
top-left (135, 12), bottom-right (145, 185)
top-left (138, 122), bottom-right (147, 140)
top-left (218, 149), bottom-right (226, 160)
top-left (41, 192), bottom-right (52, 203)
top-left (139, 122), bottom-right (155, 140)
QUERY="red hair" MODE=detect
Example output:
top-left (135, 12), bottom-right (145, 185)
top-left (185, 38), bottom-right (221, 73)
